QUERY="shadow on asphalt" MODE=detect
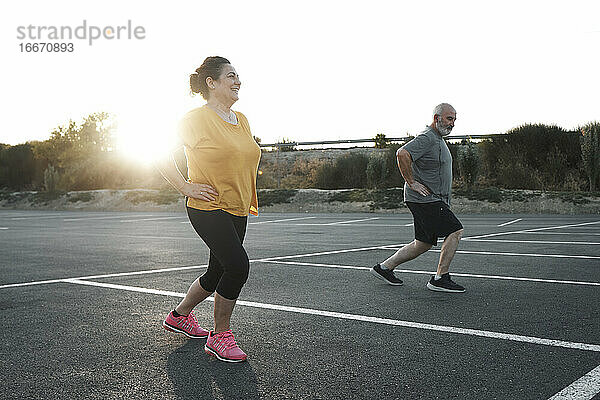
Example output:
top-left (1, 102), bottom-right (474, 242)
top-left (167, 340), bottom-right (260, 399)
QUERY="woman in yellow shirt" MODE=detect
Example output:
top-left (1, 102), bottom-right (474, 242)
top-left (157, 56), bottom-right (261, 363)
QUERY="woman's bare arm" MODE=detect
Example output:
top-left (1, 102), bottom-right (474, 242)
top-left (154, 149), bottom-right (218, 202)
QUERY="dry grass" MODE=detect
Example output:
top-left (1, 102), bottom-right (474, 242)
top-left (1, 188), bottom-right (599, 214)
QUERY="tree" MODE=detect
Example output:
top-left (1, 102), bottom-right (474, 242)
top-left (373, 133), bottom-right (389, 149)
top-left (278, 138), bottom-right (296, 152)
top-left (457, 141), bottom-right (481, 187)
top-left (0, 143), bottom-right (36, 190)
top-left (31, 112), bottom-right (116, 191)
top-left (581, 122), bottom-right (600, 191)
top-left (480, 124), bottom-right (581, 190)
top-left (43, 165), bottom-right (60, 193)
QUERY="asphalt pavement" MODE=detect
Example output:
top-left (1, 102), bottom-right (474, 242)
top-left (1, 210), bottom-right (599, 399)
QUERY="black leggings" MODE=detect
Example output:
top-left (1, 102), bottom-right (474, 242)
top-left (186, 207), bottom-right (249, 300)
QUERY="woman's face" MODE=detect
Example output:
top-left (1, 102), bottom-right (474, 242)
top-left (210, 64), bottom-right (241, 103)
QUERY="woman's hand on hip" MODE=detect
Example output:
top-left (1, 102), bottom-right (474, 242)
top-left (182, 182), bottom-right (218, 201)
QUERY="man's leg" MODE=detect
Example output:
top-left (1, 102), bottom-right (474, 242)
top-left (426, 228), bottom-right (465, 292)
top-left (436, 228), bottom-right (463, 275)
top-left (382, 239), bottom-right (432, 270)
top-left (371, 239), bottom-right (432, 286)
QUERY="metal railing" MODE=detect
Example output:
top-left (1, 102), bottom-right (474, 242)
top-left (259, 134), bottom-right (499, 148)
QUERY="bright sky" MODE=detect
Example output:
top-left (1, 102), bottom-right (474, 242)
top-left (2, 0), bottom-right (599, 162)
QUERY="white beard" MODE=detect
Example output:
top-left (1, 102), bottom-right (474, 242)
top-left (437, 121), bottom-right (452, 136)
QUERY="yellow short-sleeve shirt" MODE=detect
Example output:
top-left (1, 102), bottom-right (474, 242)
top-left (178, 105), bottom-right (261, 216)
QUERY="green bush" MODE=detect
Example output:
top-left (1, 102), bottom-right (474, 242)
top-left (280, 158), bottom-right (325, 189)
top-left (479, 124), bottom-right (582, 190)
top-left (314, 153), bottom-right (369, 189)
top-left (43, 165), bottom-right (60, 193)
top-left (366, 155), bottom-right (387, 188)
top-left (0, 143), bottom-right (36, 190)
top-left (580, 122), bottom-right (600, 191)
top-left (382, 144), bottom-right (405, 188)
top-left (373, 133), bottom-right (389, 149)
top-left (278, 138), bottom-right (297, 152)
top-left (457, 142), bottom-right (480, 187)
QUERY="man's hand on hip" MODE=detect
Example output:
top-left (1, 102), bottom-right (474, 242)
top-left (408, 181), bottom-right (431, 197)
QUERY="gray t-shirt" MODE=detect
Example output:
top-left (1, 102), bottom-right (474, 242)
top-left (401, 126), bottom-right (453, 205)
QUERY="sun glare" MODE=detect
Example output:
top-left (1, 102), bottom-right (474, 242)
top-left (114, 107), bottom-right (180, 165)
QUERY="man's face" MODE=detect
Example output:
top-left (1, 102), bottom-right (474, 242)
top-left (436, 109), bottom-right (456, 136)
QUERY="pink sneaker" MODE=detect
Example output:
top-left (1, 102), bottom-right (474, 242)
top-left (204, 330), bottom-right (247, 363)
top-left (162, 311), bottom-right (209, 339)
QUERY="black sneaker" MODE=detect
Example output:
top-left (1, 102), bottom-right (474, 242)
top-left (426, 273), bottom-right (465, 293)
top-left (370, 264), bottom-right (403, 286)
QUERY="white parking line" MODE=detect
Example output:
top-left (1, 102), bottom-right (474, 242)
top-left (61, 278), bottom-right (600, 352)
top-left (548, 363), bottom-right (600, 400)
top-left (0, 278), bottom-right (69, 289)
top-left (379, 244), bottom-right (600, 260)
top-left (249, 216), bottom-right (317, 225)
top-left (0, 213), bottom-right (32, 218)
top-left (430, 249), bottom-right (598, 260)
top-left (465, 221), bottom-right (600, 240)
top-left (272, 223), bottom-right (414, 227)
top-left (11, 214), bottom-right (67, 220)
top-left (498, 218), bottom-right (522, 227)
top-left (120, 216), bottom-right (184, 223)
top-left (64, 214), bottom-right (156, 222)
top-left (4, 238), bottom-right (599, 290)
top-left (0, 264), bottom-right (208, 289)
top-left (255, 243), bottom-right (403, 262)
top-left (465, 239), bottom-right (600, 245)
top-left (0, 244), bottom-right (402, 289)
top-left (325, 217), bottom-right (380, 225)
top-left (0, 227), bottom-right (8, 230)
top-left (53, 232), bottom-right (199, 241)
top-left (260, 260), bottom-right (600, 286)
top-left (521, 232), bottom-right (600, 236)
top-left (5, 251), bottom-right (598, 290)
top-left (446, 250), bottom-right (600, 260)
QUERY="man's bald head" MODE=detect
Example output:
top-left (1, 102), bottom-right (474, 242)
top-left (432, 103), bottom-right (456, 136)
top-left (433, 103), bottom-right (456, 119)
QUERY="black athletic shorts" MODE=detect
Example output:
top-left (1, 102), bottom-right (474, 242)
top-left (405, 201), bottom-right (463, 246)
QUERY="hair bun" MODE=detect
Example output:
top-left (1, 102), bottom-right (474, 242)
top-left (190, 73), bottom-right (202, 94)
top-left (189, 56), bottom-right (230, 100)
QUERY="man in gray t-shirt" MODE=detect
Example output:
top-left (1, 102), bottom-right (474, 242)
top-left (402, 125), bottom-right (453, 206)
top-left (370, 103), bottom-right (466, 293)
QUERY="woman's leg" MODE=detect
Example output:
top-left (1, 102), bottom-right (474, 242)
top-left (186, 208), bottom-right (249, 332)
top-left (214, 294), bottom-right (237, 333)
top-left (174, 249), bottom-right (224, 315)
top-left (174, 277), bottom-right (213, 316)
top-left (212, 212), bottom-right (248, 332)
